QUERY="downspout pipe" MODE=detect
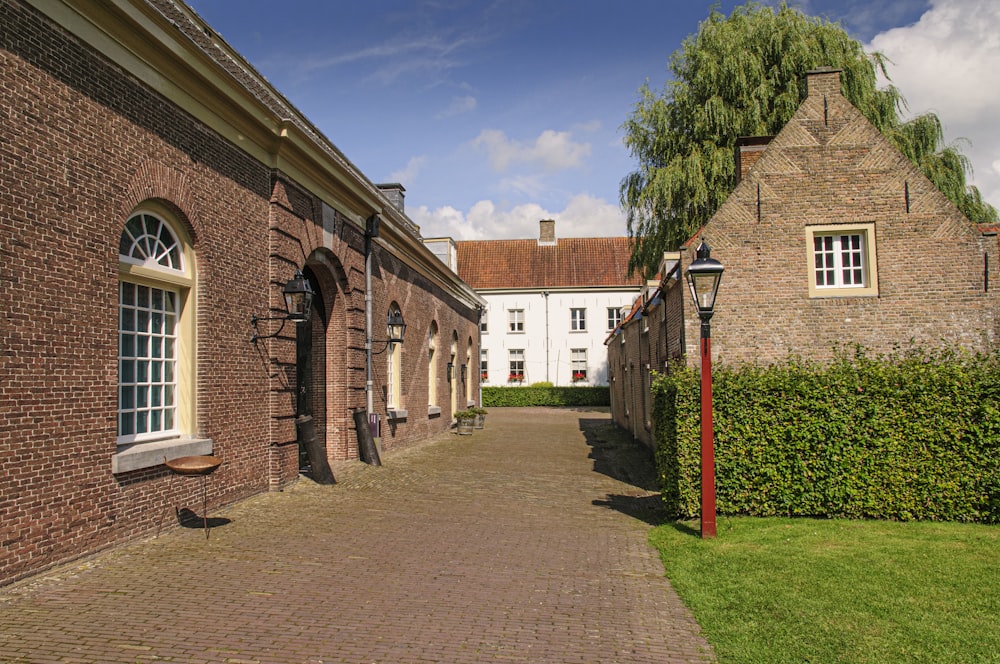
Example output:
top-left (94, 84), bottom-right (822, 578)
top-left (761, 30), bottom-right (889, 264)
top-left (361, 214), bottom-right (381, 465)
top-left (543, 291), bottom-right (550, 383)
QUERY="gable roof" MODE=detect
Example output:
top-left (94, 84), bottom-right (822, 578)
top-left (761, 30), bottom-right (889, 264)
top-left (455, 237), bottom-right (643, 290)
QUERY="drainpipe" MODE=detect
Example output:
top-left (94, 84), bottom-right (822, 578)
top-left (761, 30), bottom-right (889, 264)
top-left (543, 291), bottom-right (550, 383)
top-left (365, 215), bottom-right (377, 417)
top-left (477, 305), bottom-right (484, 405)
top-left (360, 214), bottom-right (381, 465)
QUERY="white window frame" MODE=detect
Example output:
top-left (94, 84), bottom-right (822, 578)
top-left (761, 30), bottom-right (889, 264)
top-left (427, 322), bottom-right (438, 407)
top-left (607, 307), bottom-right (622, 331)
top-left (118, 210), bottom-right (195, 447)
top-left (571, 348), bottom-right (588, 383)
top-left (508, 349), bottom-right (525, 382)
top-left (387, 304), bottom-right (403, 409)
top-left (570, 307), bottom-right (587, 332)
top-left (508, 308), bottom-right (525, 333)
top-left (806, 223), bottom-right (878, 298)
top-left (480, 349), bottom-right (488, 383)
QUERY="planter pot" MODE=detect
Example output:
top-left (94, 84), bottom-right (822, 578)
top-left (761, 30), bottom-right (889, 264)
top-left (456, 418), bottom-right (475, 435)
top-left (474, 414), bottom-right (486, 429)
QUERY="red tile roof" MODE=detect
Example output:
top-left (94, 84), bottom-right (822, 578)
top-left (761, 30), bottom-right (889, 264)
top-left (455, 237), bottom-right (642, 289)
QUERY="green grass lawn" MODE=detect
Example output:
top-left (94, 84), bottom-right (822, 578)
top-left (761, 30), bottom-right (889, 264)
top-left (650, 518), bottom-right (999, 663)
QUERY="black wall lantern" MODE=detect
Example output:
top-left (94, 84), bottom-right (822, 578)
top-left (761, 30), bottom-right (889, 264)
top-left (446, 362), bottom-right (455, 382)
top-left (372, 309), bottom-right (407, 354)
top-left (460, 363), bottom-right (468, 382)
top-left (251, 269), bottom-right (315, 342)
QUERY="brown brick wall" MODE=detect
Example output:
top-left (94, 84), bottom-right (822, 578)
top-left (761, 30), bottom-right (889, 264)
top-left (0, 0), bottom-right (479, 585)
top-left (685, 70), bottom-right (998, 367)
top-left (609, 69), bottom-right (999, 450)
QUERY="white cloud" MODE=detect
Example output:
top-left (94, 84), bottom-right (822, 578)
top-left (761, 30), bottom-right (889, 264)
top-left (411, 194), bottom-right (626, 241)
top-left (389, 155), bottom-right (427, 185)
top-left (867, 0), bottom-right (1000, 209)
top-left (471, 128), bottom-right (591, 172)
top-left (436, 95), bottom-right (478, 118)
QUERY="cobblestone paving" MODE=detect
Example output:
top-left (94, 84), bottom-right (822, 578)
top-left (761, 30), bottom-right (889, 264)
top-left (0, 407), bottom-right (714, 663)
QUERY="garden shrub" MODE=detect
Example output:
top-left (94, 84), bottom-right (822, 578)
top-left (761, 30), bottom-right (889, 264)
top-left (483, 386), bottom-right (610, 408)
top-left (653, 346), bottom-right (1000, 523)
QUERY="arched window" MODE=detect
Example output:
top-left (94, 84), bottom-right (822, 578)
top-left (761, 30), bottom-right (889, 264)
top-left (386, 303), bottom-right (403, 410)
top-left (117, 209), bottom-right (194, 446)
top-left (428, 321), bottom-right (438, 408)
top-left (465, 339), bottom-right (473, 405)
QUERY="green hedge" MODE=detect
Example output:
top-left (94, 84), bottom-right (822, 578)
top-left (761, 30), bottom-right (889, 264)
top-left (654, 346), bottom-right (1000, 523)
top-left (482, 386), bottom-right (610, 407)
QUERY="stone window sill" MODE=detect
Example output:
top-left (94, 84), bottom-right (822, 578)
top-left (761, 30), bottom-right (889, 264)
top-left (428, 405), bottom-right (442, 417)
top-left (112, 436), bottom-right (213, 474)
top-left (387, 408), bottom-right (408, 421)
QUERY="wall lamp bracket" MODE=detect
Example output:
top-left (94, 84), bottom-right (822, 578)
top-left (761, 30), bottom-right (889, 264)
top-left (250, 269), bottom-right (314, 342)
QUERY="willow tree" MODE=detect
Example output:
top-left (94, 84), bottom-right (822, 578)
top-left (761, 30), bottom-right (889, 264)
top-left (621, 2), bottom-right (998, 277)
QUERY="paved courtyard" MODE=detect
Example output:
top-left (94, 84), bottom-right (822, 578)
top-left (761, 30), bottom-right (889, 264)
top-left (0, 407), bottom-right (714, 663)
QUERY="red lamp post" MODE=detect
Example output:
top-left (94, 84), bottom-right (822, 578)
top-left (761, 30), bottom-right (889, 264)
top-left (685, 240), bottom-right (724, 539)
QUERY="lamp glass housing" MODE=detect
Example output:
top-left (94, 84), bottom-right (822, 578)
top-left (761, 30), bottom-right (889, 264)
top-left (386, 310), bottom-right (406, 344)
top-left (685, 241), bottom-right (724, 316)
top-left (283, 270), bottom-right (314, 322)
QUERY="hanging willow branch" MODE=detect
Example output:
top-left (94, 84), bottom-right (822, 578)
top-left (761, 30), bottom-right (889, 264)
top-left (620, 1), bottom-right (997, 277)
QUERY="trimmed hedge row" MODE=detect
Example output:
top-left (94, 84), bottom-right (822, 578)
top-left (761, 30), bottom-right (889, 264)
top-left (482, 386), bottom-right (610, 407)
top-left (653, 346), bottom-right (1000, 523)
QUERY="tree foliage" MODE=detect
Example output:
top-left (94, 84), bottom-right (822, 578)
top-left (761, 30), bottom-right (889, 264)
top-left (621, 2), bottom-right (998, 277)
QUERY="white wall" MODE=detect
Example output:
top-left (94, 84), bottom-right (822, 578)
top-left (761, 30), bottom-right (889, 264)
top-left (479, 288), bottom-right (640, 386)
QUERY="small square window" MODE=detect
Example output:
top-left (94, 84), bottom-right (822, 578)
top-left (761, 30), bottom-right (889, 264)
top-left (806, 223), bottom-right (878, 298)
top-left (570, 308), bottom-right (586, 332)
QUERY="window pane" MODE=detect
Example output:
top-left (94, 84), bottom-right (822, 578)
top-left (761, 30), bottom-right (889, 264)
top-left (120, 385), bottom-right (135, 410)
top-left (121, 281), bottom-right (135, 304)
top-left (136, 411), bottom-right (148, 434)
top-left (120, 412), bottom-right (135, 436)
top-left (151, 409), bottom-right (162, 432)
top-left (120, 360), bottom-right (135, 384)
top-left (137, 285), bottom-right (149, 308)
top-left (120, 308), bottom-right (135, 332)
top-left (120, 334), bottom-right (135, 358)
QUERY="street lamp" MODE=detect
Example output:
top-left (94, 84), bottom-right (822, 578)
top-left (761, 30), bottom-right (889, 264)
top-left (685, 240), bottom-right (724, 539)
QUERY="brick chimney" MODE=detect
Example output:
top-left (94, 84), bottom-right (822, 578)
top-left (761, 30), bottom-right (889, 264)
top-left (376, 183), bottom-right (406, 214)
top-left (806, 66), bottom-right (843, 98)
top-left (735, 136), bottom-right (772, 184)
top-left (538, 219), bottom-right (556, 245)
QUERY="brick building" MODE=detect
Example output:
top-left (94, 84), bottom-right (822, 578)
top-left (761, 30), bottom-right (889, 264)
top-left (0, 0), bottom-right (482, 586)
top-left (609, 68), bottom-right (999, 445)
top-left (439, 220), bottom-right (643, 387)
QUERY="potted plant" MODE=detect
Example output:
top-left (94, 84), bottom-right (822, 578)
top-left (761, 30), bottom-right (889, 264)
top-left (454, 409), bottom-right (476, 435)
top-left (472, 406), bottom-right (487, 429)
top-left (572, 371), bottom-right (587, 383)
top-left (508, 372), bottom-right (524, 384)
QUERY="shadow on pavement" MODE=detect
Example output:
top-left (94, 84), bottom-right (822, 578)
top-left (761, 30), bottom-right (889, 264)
top-left (175, 508), bottom-right (232, 530)
top-left (579, 417), bottom-right (668, 526)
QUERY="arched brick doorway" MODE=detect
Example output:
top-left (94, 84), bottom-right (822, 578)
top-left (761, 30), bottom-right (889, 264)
top-left (302, 251), bottom-right (353, 464)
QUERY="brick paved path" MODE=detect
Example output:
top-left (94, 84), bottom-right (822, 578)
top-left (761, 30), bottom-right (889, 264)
top-left (0, 407), bottom-right (714, 663)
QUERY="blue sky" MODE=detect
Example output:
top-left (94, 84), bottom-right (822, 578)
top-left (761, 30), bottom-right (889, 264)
top-left (185, 0), bottom-right (1000, 240)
